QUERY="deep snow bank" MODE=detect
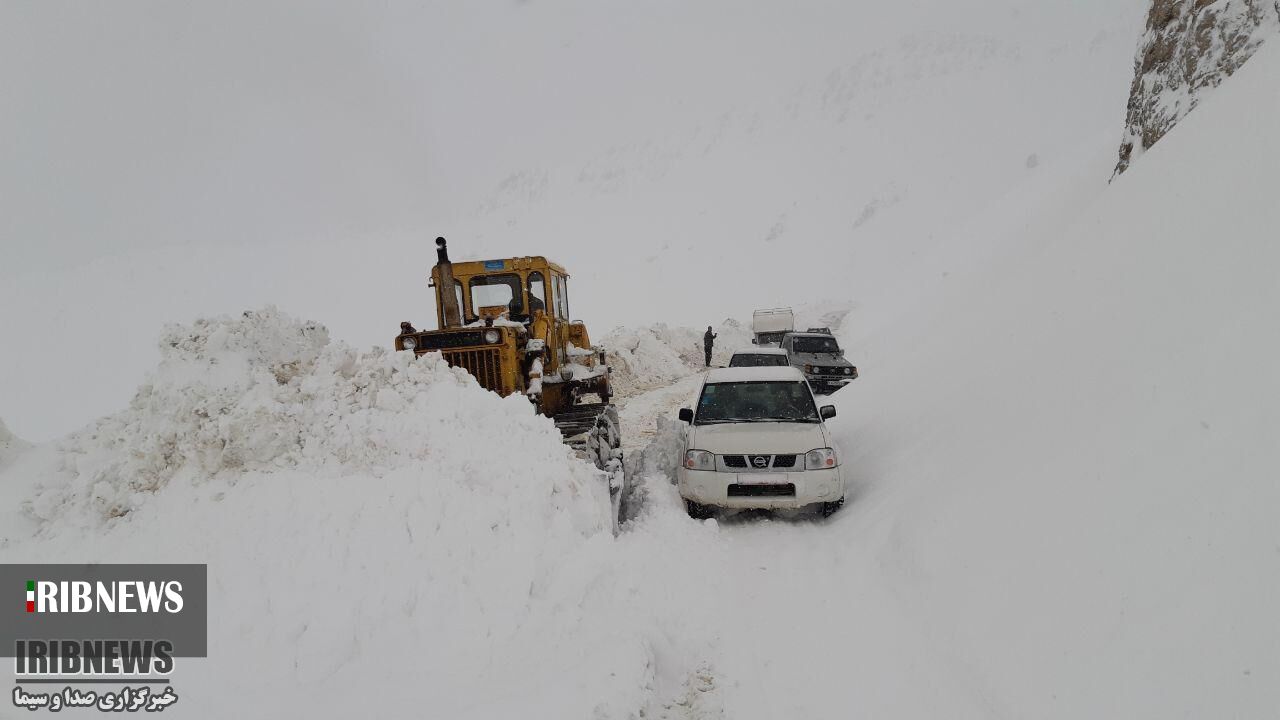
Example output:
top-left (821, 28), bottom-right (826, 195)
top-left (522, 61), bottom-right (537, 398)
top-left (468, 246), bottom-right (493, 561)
top-left (828, 42), bottom-right (1280, 719)
top-left (602, 319), bottom-right (750, 397)
top-left (1, 307), bottom-right (626, 716)
top-left (21, 307), bottom-right (609, 530)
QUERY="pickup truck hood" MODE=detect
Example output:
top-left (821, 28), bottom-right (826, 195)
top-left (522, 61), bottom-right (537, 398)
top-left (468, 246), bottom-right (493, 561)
top-left (687, 422), bottom-right (829, 454)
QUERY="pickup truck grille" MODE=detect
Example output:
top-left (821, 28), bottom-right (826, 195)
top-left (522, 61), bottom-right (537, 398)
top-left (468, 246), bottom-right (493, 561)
top-left (720, 454), bottom-right (797, 471)
top-left (812, 366), bottom-right (851, 376)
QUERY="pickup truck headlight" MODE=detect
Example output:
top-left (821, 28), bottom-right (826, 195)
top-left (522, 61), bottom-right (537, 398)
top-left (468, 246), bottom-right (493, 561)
top-left (684, 450), bottom-right (715, 471)
top-left (844, 367), bottom-right (853, 375)
top-left (805, 448), bottom-right (838, 470)
top-left (402, 337), bottom-right (417, 351)
top-left (804, 364), bottom-right (813, 374)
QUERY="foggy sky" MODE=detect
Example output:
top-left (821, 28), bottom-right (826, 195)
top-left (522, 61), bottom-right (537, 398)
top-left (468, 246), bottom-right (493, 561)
top-left (0, 0), bottom-right (1143, 440)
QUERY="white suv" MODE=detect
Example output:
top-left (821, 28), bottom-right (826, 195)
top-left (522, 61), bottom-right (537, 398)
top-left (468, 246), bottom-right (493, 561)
top-left (727, 347), bottom-right (790, 368)
top-left (676, 366), bottom-right (845, 518)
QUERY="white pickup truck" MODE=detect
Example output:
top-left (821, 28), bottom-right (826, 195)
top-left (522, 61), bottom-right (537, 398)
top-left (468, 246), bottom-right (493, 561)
top-left (676, 366), bottom-right (845, 518)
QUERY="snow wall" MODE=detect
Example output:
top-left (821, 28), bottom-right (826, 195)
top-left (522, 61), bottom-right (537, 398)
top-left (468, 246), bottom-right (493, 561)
top-left (0, 307), bottom-right (630, 717)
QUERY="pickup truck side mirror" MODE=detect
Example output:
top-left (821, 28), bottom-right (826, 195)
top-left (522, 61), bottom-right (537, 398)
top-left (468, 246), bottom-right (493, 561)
top-left (820, 405), bottom-right (837, 420)
top-left (678, 408), bottom-right (694, 423)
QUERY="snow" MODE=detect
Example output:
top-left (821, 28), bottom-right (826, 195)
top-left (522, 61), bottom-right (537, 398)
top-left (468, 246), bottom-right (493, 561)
top-left (465, 317), bottom-right (525, 329)
top-left (1, 307), bottom-right (623, 716)
top-left (0, 418), bottom-right (29, 470)
top-left (613, 43), bottom-right (1280, 717)
top-left (602, 320), bottom-right (752, 398)
top-left (822, 40), bottom-right (1280, 718)
top-left (526, 357), bottom-right (544, 396)
top-left (0, 0), bottom-right (1145, 442)
top-left (17, 308), bottom-right (607, 527)
top-left (2, 2), bottom-right (1277, 718)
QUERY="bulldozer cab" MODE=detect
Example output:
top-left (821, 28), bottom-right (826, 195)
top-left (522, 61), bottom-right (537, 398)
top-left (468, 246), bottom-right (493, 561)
top-left (397, 238), bottom-right (607, 419)
top-left (431, 256), bottom-right (587, 370)
top-left (433, 257), bottom-right (567, 330)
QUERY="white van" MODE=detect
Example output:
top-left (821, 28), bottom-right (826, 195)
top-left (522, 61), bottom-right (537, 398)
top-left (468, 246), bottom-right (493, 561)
top-left (751, 307), bottom-right (795, 346)
top-left (676, 366), bottom-right (845, 518)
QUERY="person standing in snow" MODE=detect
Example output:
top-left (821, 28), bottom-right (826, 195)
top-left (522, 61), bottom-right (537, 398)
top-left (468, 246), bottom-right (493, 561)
top-left (703, 326), bottom-right (717, 368)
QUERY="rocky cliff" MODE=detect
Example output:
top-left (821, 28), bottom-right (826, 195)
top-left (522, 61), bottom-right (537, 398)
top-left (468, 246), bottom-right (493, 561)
top-left (1116, 0), bottom-right (1279, 175)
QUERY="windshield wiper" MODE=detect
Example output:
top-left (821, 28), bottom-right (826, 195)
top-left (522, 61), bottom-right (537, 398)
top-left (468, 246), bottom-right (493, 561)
top-left (753, 416), bottom-right (819, 423)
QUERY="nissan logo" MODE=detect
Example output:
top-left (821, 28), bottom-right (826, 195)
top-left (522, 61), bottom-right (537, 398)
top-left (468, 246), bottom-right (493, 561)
top-left (751, 455), bottom-right (769, 469)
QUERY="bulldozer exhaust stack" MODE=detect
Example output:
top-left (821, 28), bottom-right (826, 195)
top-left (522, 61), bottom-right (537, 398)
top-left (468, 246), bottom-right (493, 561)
top-left (435, 237), bottom-right (462, 328)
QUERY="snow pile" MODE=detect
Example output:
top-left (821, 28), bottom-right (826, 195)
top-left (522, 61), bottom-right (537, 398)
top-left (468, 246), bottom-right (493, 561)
top-left (601, 326), bottom-right (692, 397)
top-left (20, 307), bottom-right (612, 527)
top-left (620, 414), bottom-right (687, 520)
top-left (1, 307), bottom-right (628, 717)
top-left (602, 319), bottom-right (751, 396)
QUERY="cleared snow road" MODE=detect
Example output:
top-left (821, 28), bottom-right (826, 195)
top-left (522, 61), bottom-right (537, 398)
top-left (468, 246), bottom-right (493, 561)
top-left (611, 367), bottom-right (984, 719)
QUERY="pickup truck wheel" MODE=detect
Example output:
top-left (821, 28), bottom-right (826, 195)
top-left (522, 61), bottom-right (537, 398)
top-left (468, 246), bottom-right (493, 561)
top-left (685, 500), bottom-right (715, 520)
top-left (820, 497), bottom-right (845, 518)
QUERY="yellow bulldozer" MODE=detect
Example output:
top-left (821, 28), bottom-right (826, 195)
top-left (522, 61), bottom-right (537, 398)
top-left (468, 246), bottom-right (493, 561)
top-left (395, 238), bottom-right (622, 474)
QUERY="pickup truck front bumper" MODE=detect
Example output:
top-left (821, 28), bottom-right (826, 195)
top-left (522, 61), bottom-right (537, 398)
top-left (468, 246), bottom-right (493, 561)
top-left (678, 467), bottom-right (844, 510)
top-left (806, 376), bottom-right (853, 395)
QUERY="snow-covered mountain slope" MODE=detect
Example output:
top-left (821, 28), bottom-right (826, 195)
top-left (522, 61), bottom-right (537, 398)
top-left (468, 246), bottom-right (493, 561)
top-left (825, 40), bottom-right (1280, 719)
top-left (2, 5), bottom-right (1275, 719)
top-left (609, 40), bottom-right (1280, 718)
top-left (0, 1), bottom-right (1145, 441)
top-left (9, 54), bottom-right (1279, 707)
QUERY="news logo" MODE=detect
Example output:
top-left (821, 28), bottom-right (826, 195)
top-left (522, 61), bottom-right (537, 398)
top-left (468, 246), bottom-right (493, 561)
top-left (3, 565), bottom-right (206, 713)
top-left (22, 578), bottom-right (185, 614)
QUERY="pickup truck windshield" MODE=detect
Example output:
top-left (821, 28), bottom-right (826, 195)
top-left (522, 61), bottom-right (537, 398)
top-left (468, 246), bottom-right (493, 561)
top-left (792, 336), bottom-right (840, 353)
top-left (695, 381), bottom-right (818, 424)
top-left (729, 353), bottom-right (789, 368)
